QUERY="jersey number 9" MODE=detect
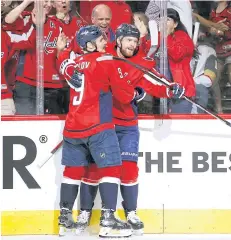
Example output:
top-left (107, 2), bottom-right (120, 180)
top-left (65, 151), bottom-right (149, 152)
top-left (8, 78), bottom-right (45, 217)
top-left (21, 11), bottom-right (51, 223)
top-left (72, 74), bottom-right (85, 106)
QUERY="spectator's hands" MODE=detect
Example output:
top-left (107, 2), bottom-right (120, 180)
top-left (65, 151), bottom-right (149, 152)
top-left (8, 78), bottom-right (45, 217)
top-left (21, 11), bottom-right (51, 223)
top-left (216, 29), bottom-right (224, 37)
top-left (210, 27), bottom-right (224, 38)
top-left (210, 27), bottom-right (217, 36)
top-left (57, 32), bottom-right (68, 52)
top-left (133, 15), bottom-right (148, 38)
top-left (223, 44), bottom-right (231, 51)
top-left (214, 19), bottom-right (229, 32)
top-left (31, 8), bottom-right (46, 25)
top-left (167, 83), bottom-right (185, 99)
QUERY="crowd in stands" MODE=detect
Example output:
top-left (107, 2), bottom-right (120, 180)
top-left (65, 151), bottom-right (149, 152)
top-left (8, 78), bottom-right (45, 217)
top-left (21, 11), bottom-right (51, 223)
top-left (1, 0), bottom-right (231, 116)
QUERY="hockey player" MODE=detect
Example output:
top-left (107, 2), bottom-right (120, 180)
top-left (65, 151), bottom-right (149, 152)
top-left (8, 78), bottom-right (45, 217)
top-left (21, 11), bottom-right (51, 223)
top-left (75, 24), bottom-right (185, 236)
top-left (56, 25), bottom-right (149, 238)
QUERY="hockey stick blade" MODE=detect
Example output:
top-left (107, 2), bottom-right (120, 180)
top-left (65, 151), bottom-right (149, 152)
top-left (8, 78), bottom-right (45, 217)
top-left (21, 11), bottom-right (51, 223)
top-left (37, 140), bottom-right (63, 169)
top-left (110, 56), bottom-right (231, 128)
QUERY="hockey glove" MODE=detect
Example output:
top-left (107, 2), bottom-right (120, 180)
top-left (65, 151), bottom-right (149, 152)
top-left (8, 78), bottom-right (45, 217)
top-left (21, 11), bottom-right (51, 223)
top-left (68, 70), bottom-right (83, 89)
top-left (166, 83), bottom-right (185, 99)
top-left (133, 87), bottom-right (146, 103)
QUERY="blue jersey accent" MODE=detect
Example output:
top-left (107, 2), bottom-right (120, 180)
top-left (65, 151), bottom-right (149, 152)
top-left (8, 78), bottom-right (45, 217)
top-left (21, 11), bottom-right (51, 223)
top-left (99, 90), bottom-right (113, 124)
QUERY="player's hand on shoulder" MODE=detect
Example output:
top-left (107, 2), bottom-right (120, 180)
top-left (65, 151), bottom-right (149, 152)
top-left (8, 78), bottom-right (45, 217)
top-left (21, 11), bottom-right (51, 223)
top-left (140, 56), bottom-right (156, 70)
top-left (166, 82), bottom-right (185, 99)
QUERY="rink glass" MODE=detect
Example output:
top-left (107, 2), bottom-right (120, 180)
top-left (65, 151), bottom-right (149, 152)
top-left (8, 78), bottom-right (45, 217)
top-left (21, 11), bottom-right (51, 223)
top-left (1, 0), bottom-right (231, 116)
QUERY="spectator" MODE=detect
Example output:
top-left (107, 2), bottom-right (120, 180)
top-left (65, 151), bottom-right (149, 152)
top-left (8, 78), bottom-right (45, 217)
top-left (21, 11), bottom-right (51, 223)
top-left (145, 0), bottom-right (192, 57)
top-left (1, 30), bottom-right (16, 115)
top-left (209, 0), bottom-right (231, 113)
top-left (91, 4), bottom-right (115, 42)
top-left (1, 11), bottom-right (37, 115)
top-left (191, 28), bottom-right (217, 114)
top-left (14, 1), bottom-right (70, 115)
top-left (192, 1), bottom-right (229, 33)
top-left (48, 0), bottom-right (86, 112)
top-left (3, 0), bottom-right (34, 33)
top-left (52, 0), bottom-right (84, 40)
top-left (166, 8), bottom-right (195, 113)
top-left (193, 12), bottom-right (229, 32)
top-left (80, 0), bottom-right (132, 31)
top-left (169, 0), bottom-right (192, 38)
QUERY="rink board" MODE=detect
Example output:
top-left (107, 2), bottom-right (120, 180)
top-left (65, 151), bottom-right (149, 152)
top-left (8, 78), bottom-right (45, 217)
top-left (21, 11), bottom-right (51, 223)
top-left (1, 115), bottom-right (231, 235)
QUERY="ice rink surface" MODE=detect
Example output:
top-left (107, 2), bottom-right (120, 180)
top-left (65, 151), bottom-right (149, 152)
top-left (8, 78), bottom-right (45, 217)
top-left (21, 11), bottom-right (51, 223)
top-left (2, 235), bottom-right (231, 240)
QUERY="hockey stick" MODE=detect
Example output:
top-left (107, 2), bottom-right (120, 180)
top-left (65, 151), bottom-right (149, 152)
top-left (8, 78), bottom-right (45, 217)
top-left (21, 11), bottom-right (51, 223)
top-left (97, 55), bottom-right (231, 128)
top-left (37, 140), bottom-right (63, 169)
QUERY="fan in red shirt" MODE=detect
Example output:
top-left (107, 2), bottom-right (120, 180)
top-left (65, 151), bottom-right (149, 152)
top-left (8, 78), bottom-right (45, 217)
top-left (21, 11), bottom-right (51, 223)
top-left (1, 19), bottom-right (36, 115)
top-left (50, 0), bottom-right (85, 54)
top-left (65, 24), bottom-right (185, 236)
top-left (1, 30), bottom-right (16, 115)
top-left (2, 0), bottom-right (73, 114)
top-left (9, 1), bottom-right (73, 115)
top-left (2, 0), bottom-right (34, 34)
top-left (209, 0), bottom-right (231, 58)
top-left (209, 0), bottom-right (231, 89)
top-left (166, 8), bottom-right (195, 113)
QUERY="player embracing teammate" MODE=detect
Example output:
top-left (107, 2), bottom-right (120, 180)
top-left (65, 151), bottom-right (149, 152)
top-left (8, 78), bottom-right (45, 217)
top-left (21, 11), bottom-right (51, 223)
top-left (56, 24), bottom-right (185, 238)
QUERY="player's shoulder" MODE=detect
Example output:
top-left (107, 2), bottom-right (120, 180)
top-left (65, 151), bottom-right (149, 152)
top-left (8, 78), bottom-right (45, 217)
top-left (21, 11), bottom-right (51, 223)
top-left (132, 52), bottom-right (154, 62)
top-left (85, 51), bottom-right (103, 59)
top-left (131, 52), bottom-right (156, 69)
top-left (105, 43), bottom-right (117, 55)
top-left (76, 52), bottom-right (101, 65)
